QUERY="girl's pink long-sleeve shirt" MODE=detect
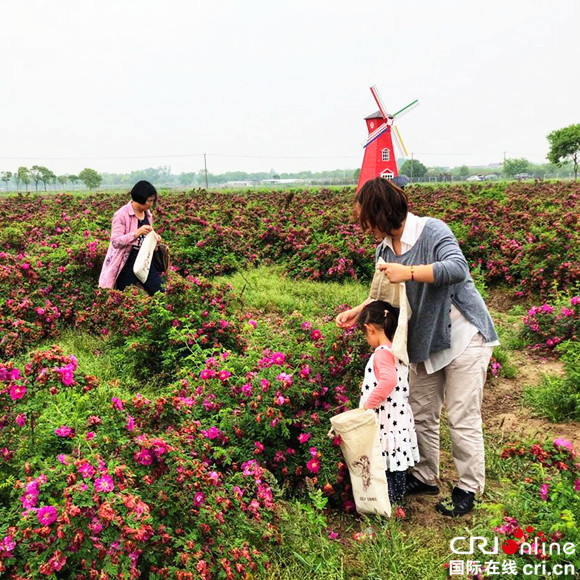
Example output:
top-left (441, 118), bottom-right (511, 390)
top-left (364, 347), bottom-right (397, 409)
top-left (98, 202), bottom-right (153, 289)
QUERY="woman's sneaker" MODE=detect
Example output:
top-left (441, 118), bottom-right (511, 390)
top-left (435, 487), bottom-right (476, 516)
top-left (405, 472), bottom-right (440, 495)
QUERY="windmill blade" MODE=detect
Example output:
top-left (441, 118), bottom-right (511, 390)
top-left (363, 122), bottom-right (390, 148)
top-left (393, 99), bottom-right (419, 121)
top-left (370, 85), bottom-right (391, 120)
top-left (392, 126), bottom-right (409, 158)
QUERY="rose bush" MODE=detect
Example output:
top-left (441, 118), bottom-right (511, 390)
top-left (521, 294), bottom-right (580, 349)
top-left (0, 347), bottom-right (279, 578)
top-left (492, 439), bottom-right (580, 576)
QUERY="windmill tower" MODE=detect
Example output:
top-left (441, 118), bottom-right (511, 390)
top-left (357, 85), bottom-right (419, 191)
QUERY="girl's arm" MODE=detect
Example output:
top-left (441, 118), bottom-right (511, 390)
top-left (335, 296), bottom-right (373, 329)
top-left (363, 348), bottom-right (397, 409)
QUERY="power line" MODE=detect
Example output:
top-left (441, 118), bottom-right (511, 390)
top-left (0, 154), bottom-right (205, 161)
top-left (208, 153), bottom-right (360, 160)
top-left (0, 152), bottom-right (361, 161)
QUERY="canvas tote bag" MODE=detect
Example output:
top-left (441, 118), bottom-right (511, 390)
top-left (329, 408), bottom-right (391, 517)
top-left (368, 257), bottom-right (412, 365)
top-left (133, 231), bottom-right (157, 283)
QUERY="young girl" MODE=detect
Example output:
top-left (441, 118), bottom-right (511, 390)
top-left (358, 300), bottom-right (420, 506)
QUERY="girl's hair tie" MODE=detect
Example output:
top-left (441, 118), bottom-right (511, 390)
top-left (384, 309), bottom-right (389, 318)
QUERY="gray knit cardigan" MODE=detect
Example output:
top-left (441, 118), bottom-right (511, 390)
top-left (375, 217), bottom-right (498, 363)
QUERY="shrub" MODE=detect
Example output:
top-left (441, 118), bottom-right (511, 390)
top-left (521, 294), bottom-right (580, 350)
top-left (0, 346), bottom-right (278, 578)
top-left (494, 439), bottom-right (580, 575)
top-left (523, 340), bottom-right (580, 421)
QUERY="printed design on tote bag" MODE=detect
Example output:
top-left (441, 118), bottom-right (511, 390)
top-left (351, 456), bottom-right (371, 490)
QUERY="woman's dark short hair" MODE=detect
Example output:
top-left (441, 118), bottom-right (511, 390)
top-left (354, 177), bottom-right (408, 235)
top-left (130, 180), bottom-right (158, 204)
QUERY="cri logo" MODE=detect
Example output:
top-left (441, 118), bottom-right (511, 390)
top-left (450, 526), bottom-right (545, 555)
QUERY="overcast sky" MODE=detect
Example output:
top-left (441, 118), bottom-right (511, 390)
top-left (1, 0), bottom-right (578, 176)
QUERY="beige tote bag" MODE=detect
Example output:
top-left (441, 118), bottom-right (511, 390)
top-left (367, 257), bottom-right (412, 365)
top-left (329, 408), bottom-right (391, 517)
top-left (133, 231), bottom-right (157, 283)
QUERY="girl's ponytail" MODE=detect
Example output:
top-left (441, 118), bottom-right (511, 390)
top-left (357, 300), bottom-right (400, 341)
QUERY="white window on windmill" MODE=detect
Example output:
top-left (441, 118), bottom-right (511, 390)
top-left (380, 170), bottom-right (394, 180)
top-left (382, 148), bottom-right (390, 162)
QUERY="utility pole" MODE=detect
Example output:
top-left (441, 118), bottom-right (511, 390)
top-left (204, 154), bottom-right (208, 189)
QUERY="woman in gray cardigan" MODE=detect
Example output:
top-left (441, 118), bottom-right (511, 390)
top-left (336, 177), bottom-right (498, 517)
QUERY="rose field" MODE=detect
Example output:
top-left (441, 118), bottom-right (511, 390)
top-left (0, 181), bottom-right (579, 579)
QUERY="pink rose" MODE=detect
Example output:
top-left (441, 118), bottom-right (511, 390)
top-left (37, 505), bottom-right (58, 525)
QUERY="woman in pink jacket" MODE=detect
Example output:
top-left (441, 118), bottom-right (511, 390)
top-left (98, 181), bottom-right (164, 295)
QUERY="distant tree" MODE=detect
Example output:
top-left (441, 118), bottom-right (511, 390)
top-left (30, 165), bottom-right (56, 191)
top-left (179, 172), bottom-right (198, 186)
top-left (458, 165), bottom-right (470, 179)
top-left (17, 167), bottom-right (31, 192)
top-left (503, 157), bottom-right (531, 178)
top-left (30, 165), bottom-right (43, 191)
top-left (222, 171), bottom-right (251, 182)
top-left (78, 168), bottom-right (102, 189)
top-left (39, 166), bottom-right (55, 191)
top-left (353, 168), bottom-right (361, 181)
top-left (57, 175), bottom-right (68, 188)
top-left (546, 124), bottom-right (580, 180)
top-left (399, 159), bottom-right (427, 179)
top-left (1, 171), bottom-right (12, 189)
top-left (129, 166), bottom-right (171, 185)
top-left (68, 175), bottom-right (80, 188)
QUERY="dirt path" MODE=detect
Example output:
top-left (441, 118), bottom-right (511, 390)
top-left (483, 349), bottom-right (579, 449)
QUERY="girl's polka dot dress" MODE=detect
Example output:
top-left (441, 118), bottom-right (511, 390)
top-left (360, 345), bottom-right (420, 472)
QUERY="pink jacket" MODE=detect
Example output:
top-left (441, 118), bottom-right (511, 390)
top-left (98, 202), bottom-right (153, 288)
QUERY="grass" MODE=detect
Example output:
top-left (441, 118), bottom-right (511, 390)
top-left (31, 329), bottom-right (155, 396)
top-left (264, 508), bottom-right (451, 580)
top-left (523, 373), bottom-right (579, 422)
top-left (347, 519), bottom-right (449, 579)
top-left (215, 265), bottom-right (369, 319)
top-left (35, 329), bottom-right (120, 385)
top-left (493, 310), bottom-right (527, 352)
top-left (522, 341), bottom-right (580, 422)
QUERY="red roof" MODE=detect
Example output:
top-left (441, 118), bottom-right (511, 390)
top-left (365, 110), bottom-right (385, 120)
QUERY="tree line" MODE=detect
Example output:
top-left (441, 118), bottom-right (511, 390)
top-left (0, 167), bottom-right (102, 191)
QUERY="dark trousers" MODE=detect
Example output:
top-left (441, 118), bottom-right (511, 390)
top-left (115, 249), bottom-right (164, 296)
top-left (386, 470), bottom-right (406, 505)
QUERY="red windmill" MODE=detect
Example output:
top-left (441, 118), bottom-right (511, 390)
top-left (357, 85), bottom-right (419, 190)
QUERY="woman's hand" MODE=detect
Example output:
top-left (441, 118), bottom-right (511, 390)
top-left (335, 308), bottom-right (359, 329)
top-left (378, 262), bottom-right (435, 283)
top-left (134, 225), bottom-right (153, 239)
top-left (377, 262), bottom-right (412, 283)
